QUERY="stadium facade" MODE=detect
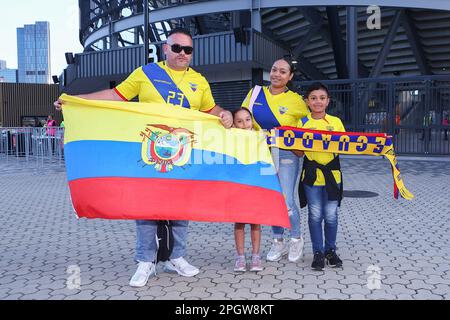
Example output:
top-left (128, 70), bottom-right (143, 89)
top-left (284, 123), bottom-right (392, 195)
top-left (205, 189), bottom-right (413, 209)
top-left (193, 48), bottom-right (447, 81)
top-left (59, 0), bottom-right (450, 155)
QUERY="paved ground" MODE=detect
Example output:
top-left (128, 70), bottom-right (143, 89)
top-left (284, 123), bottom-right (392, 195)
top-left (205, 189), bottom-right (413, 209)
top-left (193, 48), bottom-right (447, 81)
top-left (0, 155), bottom-right (449, 300)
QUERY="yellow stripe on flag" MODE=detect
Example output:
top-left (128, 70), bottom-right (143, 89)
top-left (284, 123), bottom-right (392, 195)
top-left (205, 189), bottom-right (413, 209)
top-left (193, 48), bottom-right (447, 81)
top-left (61, 94), bottom-right (272, 165)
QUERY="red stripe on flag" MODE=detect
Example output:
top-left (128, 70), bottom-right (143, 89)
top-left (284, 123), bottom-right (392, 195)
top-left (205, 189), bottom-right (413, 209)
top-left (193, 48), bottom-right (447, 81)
top-left (69, 177), bottom-right (290, 228)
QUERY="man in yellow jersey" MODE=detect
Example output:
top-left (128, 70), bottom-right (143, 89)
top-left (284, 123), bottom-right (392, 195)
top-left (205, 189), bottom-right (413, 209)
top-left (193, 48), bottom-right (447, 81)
top-left (55, 28), bottom-right (233, 287)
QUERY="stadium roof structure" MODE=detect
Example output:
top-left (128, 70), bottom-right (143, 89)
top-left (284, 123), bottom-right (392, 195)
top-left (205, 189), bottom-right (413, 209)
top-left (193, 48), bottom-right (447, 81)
top-left (64, 0), bottom-right (450, 91)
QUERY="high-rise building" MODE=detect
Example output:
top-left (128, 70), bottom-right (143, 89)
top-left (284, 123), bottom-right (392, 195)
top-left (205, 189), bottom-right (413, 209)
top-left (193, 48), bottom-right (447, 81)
top-left (17, 21), bottom-right (51, 83)
top-left (0, 70), bottom-right (18, 83)
top-left (0, 60), bottom-right (18, 83)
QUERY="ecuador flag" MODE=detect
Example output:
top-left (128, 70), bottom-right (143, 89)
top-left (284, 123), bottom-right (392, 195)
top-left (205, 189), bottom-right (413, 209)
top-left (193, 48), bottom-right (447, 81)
top-left (61, 94), bottom-right (289, 227)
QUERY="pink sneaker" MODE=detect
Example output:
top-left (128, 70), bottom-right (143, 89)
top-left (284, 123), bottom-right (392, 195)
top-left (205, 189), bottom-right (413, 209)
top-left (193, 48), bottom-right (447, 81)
top-left (234, 255), bottom-right (246, 272)
top-left (250, 254), bottom-right (263, 272)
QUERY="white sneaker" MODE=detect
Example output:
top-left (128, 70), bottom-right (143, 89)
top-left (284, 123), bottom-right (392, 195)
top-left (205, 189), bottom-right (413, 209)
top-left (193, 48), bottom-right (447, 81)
top-left (266, 239), bottom-right (288, 261)
top-left (288, 236), bottom-right (304, 262)
top-left (129, 261), bottom-right (156, 287)
top-left (164, 257), bottom-right (199, 277)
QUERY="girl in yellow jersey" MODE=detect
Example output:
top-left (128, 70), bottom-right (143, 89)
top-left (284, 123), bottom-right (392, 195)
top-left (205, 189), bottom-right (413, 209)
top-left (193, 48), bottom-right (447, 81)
top-left (242, 58), bottom-right (309, 263)
top-left (298, 82), bottom-right (344, 271)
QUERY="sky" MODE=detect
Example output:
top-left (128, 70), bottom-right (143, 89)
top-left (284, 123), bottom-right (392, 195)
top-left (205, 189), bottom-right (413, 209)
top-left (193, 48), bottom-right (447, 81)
top-left (0, 0), bottom-right (83, 76)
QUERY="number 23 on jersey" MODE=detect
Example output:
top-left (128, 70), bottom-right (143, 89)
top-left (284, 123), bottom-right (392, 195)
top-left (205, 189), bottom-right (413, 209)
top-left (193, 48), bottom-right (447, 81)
top-left (167, 91), bottom-right (185, 107)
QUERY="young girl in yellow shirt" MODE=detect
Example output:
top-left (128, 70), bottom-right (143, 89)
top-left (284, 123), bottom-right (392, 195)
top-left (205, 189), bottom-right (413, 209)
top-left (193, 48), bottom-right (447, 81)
top-left (232, 107), bottom-right (263, 272)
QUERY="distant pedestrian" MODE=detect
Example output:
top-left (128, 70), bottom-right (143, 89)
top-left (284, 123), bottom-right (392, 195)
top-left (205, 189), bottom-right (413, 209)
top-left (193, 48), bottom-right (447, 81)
top-left (46, 114), bottom-right (57, 136)
top-left (421, 113), bottom-right (432, 140)
top-left (442, 116), bottom-right (448, 140)
top-left (46, 114), bottom-right (58, 154)
top-left (395, 104), bottom-right (401, 135)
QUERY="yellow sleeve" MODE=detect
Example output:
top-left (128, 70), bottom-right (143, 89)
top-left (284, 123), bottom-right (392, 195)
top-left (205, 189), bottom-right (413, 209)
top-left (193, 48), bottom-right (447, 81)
top-left (199, 81), bottom-right (216, 112)
top-left (240, 88), bottom-right (263, 130)
top-left (298, 97), bottom-right (309, 118)
top-left (338, 118), bottom-right (346, 132)
top-left (241, 89), bottom-right (252, 108)
top-left (114, 67), bottom-right (142, 101)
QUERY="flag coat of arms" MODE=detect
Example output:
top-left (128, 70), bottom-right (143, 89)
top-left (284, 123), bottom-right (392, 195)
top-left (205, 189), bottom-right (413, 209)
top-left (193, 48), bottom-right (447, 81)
top-left (61, 94), bottom-right (290, 228)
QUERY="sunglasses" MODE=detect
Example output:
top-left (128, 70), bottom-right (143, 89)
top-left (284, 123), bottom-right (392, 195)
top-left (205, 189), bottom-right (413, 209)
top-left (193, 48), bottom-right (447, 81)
top-left (170, 43), bottom-right (194, 55)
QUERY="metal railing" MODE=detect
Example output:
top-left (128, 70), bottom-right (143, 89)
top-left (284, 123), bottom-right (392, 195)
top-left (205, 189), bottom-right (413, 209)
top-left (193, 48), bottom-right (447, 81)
top-left (296, 76), bottom-right (450, 155)
top-left (0, 127), bottom-right (65, 169)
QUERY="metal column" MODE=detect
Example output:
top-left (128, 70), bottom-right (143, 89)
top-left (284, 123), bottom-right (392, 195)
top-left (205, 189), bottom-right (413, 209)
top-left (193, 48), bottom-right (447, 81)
top-left (346, 7), bottom-right (358, 79)
top-left (347, 7), bottom-right (358, 128)
top-left (144, 0), bottom-right (149, 65)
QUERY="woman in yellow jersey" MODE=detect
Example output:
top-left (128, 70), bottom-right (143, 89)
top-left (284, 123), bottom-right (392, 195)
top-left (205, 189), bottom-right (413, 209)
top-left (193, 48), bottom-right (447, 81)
top-left (241, 58), bottom-right (309, 263)
top-left (298, 82), bottom-right (344, 271)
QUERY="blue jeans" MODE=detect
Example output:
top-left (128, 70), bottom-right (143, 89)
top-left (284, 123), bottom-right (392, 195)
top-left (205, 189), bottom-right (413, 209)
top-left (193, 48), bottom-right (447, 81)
top-left (135, 220), bottom-right (188, 262)
top-left (304, 184), bottom-right (339, 254)
top-left (271, 149), bottom-right (302, 239)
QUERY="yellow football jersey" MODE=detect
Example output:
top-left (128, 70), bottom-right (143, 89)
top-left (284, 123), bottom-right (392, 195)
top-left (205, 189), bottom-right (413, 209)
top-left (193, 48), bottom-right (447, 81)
top-left (298, 114), bottom-right (346, 186)
top-left (114, 61), bottom-right (215, 112)
top-left (242, 86), bottom-right (309, 130)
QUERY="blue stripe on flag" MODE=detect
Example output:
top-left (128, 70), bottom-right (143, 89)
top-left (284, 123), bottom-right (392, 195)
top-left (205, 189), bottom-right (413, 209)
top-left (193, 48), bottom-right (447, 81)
top-left (65, 140), bottom-right (281, 192)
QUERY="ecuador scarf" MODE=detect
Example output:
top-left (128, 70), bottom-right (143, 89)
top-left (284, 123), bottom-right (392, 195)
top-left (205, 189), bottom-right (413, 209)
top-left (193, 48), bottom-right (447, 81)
top-left (268, 126), bottom-right (414, 200)
top-left (61, 94), bottom-right (289, 227)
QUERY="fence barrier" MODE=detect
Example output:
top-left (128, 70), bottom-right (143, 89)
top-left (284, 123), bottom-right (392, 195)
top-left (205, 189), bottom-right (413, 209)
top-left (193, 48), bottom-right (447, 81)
top-left (296, 76), bottom-right (450, 155)
top-left (0, 127), bottom-right (65, 169)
